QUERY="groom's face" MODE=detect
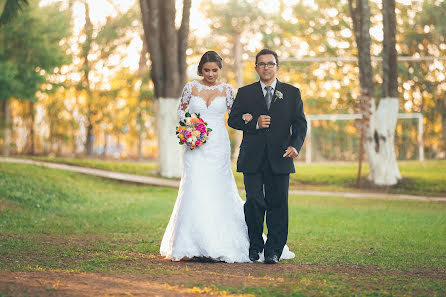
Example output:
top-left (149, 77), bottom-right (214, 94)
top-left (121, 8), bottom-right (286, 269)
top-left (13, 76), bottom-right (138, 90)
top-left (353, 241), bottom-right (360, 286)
top-left (255, 54), bottom-right (279, 84)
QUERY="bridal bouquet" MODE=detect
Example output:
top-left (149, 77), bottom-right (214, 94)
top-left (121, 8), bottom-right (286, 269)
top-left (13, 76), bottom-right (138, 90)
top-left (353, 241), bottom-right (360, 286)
top-left (176, 112), bottom-right (212, 150)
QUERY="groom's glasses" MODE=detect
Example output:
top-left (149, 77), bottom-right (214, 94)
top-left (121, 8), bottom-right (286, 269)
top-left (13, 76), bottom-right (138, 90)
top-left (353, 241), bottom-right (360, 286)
top-left (256, 62), bottom-right (277, 68)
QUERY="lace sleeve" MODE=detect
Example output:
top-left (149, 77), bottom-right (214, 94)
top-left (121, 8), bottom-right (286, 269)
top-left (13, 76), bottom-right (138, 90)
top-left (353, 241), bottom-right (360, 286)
top-left (225, 84), bottom-right (235, 114)
top-left (177, 82), bottom-right (192, 120)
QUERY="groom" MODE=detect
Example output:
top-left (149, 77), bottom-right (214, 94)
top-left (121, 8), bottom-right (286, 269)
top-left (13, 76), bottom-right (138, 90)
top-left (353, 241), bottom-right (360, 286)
top-left (228, 49), bottom-right (307, 264)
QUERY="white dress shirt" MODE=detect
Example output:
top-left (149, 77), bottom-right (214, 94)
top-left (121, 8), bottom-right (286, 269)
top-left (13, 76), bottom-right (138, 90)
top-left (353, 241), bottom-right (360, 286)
top-left (260, 78), bottom-right (277, 97)
top-left (254, 79), bottom-right (277, 128)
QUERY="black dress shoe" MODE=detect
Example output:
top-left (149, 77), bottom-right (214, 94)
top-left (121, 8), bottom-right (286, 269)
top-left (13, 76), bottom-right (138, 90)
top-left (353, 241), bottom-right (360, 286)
top-left (249, 250), bottom-right (261, 262)
top-left (264, 255), bottom-right (279, 264)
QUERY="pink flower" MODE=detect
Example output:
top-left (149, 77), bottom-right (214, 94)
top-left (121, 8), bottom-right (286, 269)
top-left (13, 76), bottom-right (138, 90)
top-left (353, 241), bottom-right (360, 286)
top-left (181, 138), bottom-right (186, 143)
top-left (197, 124), bottom-right (207, 133)
top-left (195, 140), bottom-right (202, 146)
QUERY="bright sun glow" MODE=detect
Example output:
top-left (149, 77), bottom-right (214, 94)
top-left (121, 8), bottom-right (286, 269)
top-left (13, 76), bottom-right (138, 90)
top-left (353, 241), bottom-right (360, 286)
top-left (39, 0), bottom-right (415, 74)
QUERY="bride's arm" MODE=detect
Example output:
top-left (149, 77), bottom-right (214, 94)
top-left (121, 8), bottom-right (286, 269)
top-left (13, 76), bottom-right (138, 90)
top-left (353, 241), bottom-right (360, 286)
top-left (177, 82), bottom-right (192, 121)
top-left (225, 84), bottom-right (235, 115)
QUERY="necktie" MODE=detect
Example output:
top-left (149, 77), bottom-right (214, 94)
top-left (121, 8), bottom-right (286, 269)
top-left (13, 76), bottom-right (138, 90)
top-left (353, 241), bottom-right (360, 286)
top-left (265, 86), bottom-right (273, 110)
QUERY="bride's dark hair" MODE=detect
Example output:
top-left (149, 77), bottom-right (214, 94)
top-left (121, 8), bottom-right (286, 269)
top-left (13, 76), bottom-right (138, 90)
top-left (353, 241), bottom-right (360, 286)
top-left (197, 51), bottom-right (223, 76)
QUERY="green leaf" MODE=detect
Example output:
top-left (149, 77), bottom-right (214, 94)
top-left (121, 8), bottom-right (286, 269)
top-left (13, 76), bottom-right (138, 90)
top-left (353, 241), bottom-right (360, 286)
top-left (0, 0), bottom-right (29, 27)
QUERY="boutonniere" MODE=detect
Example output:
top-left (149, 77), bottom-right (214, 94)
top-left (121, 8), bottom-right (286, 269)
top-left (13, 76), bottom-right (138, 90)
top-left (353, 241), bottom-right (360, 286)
top-left (274, 90), bottom-right (283, 102)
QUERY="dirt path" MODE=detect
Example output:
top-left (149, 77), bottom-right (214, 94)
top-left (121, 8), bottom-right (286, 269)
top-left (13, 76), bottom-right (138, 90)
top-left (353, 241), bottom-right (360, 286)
top-left (2, 157), bottom-right (445, 202)
top-left (0, 271), bottom-right (224, 297)
top-left (1, 251), bottom-right (445, 297)
top-left (2, 234), bottom-right (445, 296)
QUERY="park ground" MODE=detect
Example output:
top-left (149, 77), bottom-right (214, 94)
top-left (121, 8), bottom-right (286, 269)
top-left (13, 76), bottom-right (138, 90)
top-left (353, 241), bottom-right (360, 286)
top-left (14, 156), bottom-right (446, 196)
top-left (0, 160), bottom-right (445, 296)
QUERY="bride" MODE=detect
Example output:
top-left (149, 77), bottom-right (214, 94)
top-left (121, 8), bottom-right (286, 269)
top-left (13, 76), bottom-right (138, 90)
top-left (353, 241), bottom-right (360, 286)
top-left (160, 51), bottom-right (294, 263)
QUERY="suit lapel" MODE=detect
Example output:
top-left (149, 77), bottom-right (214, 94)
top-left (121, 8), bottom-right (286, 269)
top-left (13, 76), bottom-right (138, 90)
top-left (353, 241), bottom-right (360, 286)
top-left (269, 79), bottom-right (283, 113)
top-left (255, 81), bottom-right (268, 111)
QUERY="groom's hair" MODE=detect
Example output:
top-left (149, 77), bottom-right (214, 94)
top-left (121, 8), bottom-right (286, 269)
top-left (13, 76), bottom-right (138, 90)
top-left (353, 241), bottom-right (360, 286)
top-left (255, 49), bottom-right (279, 65)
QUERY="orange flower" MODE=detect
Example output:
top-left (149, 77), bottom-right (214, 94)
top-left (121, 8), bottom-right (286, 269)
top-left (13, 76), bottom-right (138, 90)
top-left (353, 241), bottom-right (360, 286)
top-left (191, 118), bottom-right (201, 124)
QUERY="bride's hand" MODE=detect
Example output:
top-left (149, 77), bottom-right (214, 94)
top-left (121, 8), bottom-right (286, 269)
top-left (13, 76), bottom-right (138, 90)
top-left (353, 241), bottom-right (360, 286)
top-left (242, 113), bottom-right (253, 123)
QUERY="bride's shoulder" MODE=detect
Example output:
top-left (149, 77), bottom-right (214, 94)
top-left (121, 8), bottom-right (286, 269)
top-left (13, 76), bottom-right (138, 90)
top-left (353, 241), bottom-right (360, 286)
top-left (222, 82), bottom-right (234, 91)
top-left (183, 80), bottom-right (198, 90)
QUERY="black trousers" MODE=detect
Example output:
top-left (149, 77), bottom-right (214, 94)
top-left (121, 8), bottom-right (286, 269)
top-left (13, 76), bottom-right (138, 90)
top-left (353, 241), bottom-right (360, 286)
top-left (243, 157), bottom-right (289, 258)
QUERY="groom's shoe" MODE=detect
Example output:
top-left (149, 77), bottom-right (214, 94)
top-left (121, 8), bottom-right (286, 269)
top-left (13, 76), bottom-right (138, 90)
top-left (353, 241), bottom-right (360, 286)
top-left (264, 255), bottom-right (279, 264)
top-left (249, 250), bottom-right (261, 262)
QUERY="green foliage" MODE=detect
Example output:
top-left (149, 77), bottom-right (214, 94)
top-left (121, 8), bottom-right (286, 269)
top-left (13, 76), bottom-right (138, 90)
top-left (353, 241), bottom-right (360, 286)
top-left (196, 0), bottom-right (445, 159)
top-left (0, 0), bottom-right (28, 27)
top-left (0, 1), bottom-right (71, 102)
top-left (73, 4), bottom-right (141, 154)
top-left (397, 0), bottom-right (446, 155)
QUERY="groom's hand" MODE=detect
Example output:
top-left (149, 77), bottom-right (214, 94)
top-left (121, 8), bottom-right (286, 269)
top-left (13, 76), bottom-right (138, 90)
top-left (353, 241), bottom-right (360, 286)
top-left (283, 146), bottom-right (298, 158)
top-left (257, 115), bottom-right (271, 129)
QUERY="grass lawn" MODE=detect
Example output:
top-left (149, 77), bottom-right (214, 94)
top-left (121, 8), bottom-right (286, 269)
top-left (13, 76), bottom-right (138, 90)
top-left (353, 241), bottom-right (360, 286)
top-left (19, 155), bottom-right (446, 196)
top-left (1, 161), bottom-right (445, 296)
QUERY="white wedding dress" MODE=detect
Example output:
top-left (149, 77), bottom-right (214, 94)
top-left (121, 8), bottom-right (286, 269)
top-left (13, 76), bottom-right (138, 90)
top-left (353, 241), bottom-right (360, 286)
top-left (160, 80), bottom-right (295, 263)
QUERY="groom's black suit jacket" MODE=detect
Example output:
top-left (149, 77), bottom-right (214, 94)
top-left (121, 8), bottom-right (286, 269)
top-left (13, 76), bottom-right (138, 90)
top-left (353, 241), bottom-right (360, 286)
top-left (228, 80), bottom-right (307, 174)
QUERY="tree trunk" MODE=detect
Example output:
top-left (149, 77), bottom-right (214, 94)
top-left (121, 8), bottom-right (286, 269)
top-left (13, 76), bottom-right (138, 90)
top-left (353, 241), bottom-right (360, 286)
top-left (178, 0), bottom-right (191, 87)
top-left (364, 98), bottom-right (401, 185)
top-left (82, 1), bottom-right (94, 156)
top-left (156, 98), bottom-right (183, 177)
top-left (232, 32), bottom-right (243, 161)
top-left (382, 0), bottom-right (398, 99)
top-left (441, 94), bottom-right (446, 154)
top-left (86, 121), bottom-right (94, 155)
top-left (137, 107), bottom-right (143, 161)
top-left (1, 101), bottom-right (4, 152)
top-left (48, 116), bottom-right (53, 155)
top-left (364, 0), bottom-right (401, 186)
top-left (349, 0), bottom-right (373, 97)
top-left (349, 0), bottom-right (401, 186)
top-left (140, 0), bottom-right (191, 178)
top-left (29, 101), bottom-right (35, 155)
top-left (137, 35), bottom-right (148, 161)
top-left (103, 130), bottom-right (108, 158)
top-left (1, 99), bottom-right (11, 156)
top-left (349, 0), bottom-right (373, 186)
top-left (57, 139), bottom-right (62, 156)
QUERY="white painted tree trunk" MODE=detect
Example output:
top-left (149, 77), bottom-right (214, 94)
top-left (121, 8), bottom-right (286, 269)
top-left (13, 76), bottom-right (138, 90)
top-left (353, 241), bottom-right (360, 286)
top-left (156, 97), bottom-right (183, 178)
top-left (365, 97), bottom-right (402, 185)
